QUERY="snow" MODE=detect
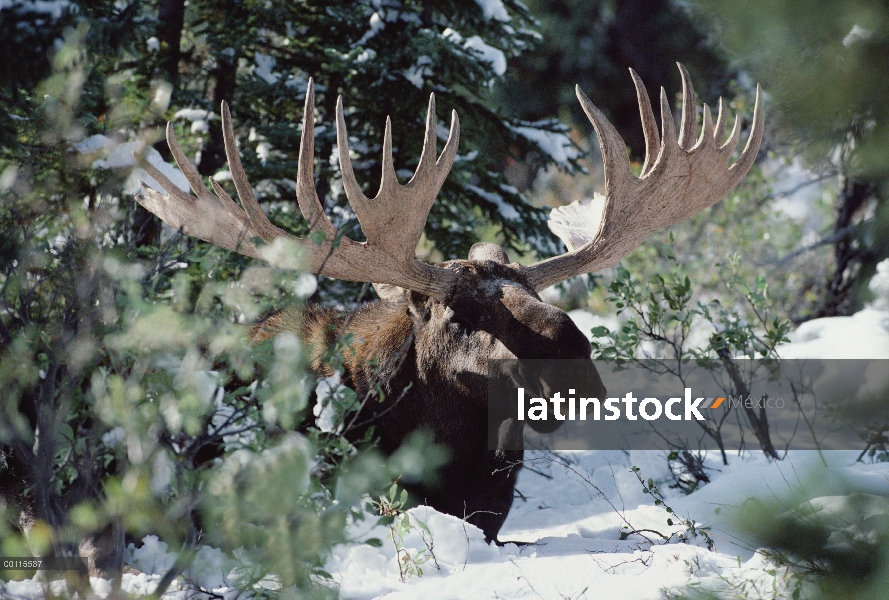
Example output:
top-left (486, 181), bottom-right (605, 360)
top-left (511, 124), bottom-right (580, 167)
top-left (843, 24), bottom-right (873, 47)
top-left (567, 308), bottom-right (619, 344)
top-left (6, 258), bottom-right (889, 597)
top-left (475, 0), bottom-right (511, 23)
top-left (873, 259), bottom-right (889, 308)
top-left (0, 0), bottom-right (72, 19)
top-left (74, 134), bottom-right (115, 154)
top-left (463, 36), bottom-right (507, 76)
top-left (764, 158), bottom-right (834, 245)
top-left (403, 56), bottom-right (434, 89)
top-left (256, 141), bottom-right (271, 163)
top-left (293, 272), bottom-right (318, 297)
top-left (314, 371), bottom-right (346, 433)
top-left (466, 183), bottom-right (520, 220)
top-left (101, 426), bottom-right (126, 448)
top-left (776, 257), bottom-right (889, 359)
top-left (441, 28), bottom-right (507, 77)
top-left (254, 53), bottom-right (281, 85)
top-left (305, 260), bottom-right (889, 598)
top-left (356, 48), bottom-right (376, 63)
top-left (173, 108), bottom-right (209, 122)
top-left (74, 135), bottom-right (190, 195)
top-left (107, 143), bottom-right (190, 194)
top-left (777, 307), bottom-right (889, 359)
top-left (316, 449), bottom-right (889, 599)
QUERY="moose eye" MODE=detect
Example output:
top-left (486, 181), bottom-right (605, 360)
top-left (449, 313), bottom-right (474, 334)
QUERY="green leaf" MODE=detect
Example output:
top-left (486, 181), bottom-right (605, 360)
top-left (364, 538), bottom-right (383, 547)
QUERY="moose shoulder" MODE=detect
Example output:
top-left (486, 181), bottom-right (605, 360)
top-left (135, 64), bottom-right (763, 542)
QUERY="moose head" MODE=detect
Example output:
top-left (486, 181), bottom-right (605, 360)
top-left (135, 63), bottom-right (763, 542)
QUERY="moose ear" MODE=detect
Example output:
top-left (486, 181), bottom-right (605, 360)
top-left (468, 242), bottom-right (509, 264)
top-left (373, 283), bottom-right (409, 303)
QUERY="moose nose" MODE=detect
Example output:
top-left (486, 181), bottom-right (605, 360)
top-left (539, 306), bottom-right (594, 359)
top-left (500, 286), bottom-right (592, 360)
top-left (504, 294), bottom-right (592, 358)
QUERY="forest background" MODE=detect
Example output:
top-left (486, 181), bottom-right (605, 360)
top-left (2, 0), bottom-right (889, 597)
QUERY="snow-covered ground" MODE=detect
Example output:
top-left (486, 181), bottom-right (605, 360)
top-left (4, 266), bottom-right (889, 600)
top-left (7, 451), bottom-right (887, 599)
top-left (325, 449), bottom-right (889, 600)
top-left (302, 259), bottom-right (889, 599)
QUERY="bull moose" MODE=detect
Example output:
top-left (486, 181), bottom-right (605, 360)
top-left (136, 63), bottom-right (763, 542)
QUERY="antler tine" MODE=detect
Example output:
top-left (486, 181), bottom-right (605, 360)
top-left (697, 103), bottom-right (715, 149)
top-left (135, 83), bottom-right (460, 302)
top-left (335, 95), bottom-right (372, 220)
top-left (714, 96), bottom-right (727, 145)
top-left (295, 79), bottom-right (337, 237)
top-left (677, 63), bottom-right (697, 151)
top-left (730, 85), bottom-right (764, 175)
top-left (134, 140), bottom-right (265, 260)
top-left (630, 69), bottom-right (660, 178)
top-left (433, 101), bottom-right (460, 184)
top-left (209, 176), bottom-right (237, 208)
top-left (220, 101), bottom-right (288, 242)
top-left (335, 90), bottom-right (460, 260)
top-left (166, 123), bottom-right (232, 214)
top-left (575, 85), bottom-right (634, 187)
top-left (721, 108), bottom-right (742, 155)
top-left (135, 153), bottom-right (199, 210)
top-left (657, 86), bottom-right (680, 157)
top-left (412, 93), bottom-right (460, 190)
top-left (414, 93), bottom-right (440, 178)
top-left (520, 63), bottom-right (764, 292)
top-left (380, 116), bottom-right (400, 190)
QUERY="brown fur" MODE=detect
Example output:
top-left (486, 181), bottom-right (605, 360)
top-left (248, 253), bottom-right (605, 542)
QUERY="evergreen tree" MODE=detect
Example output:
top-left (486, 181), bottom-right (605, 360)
top-left (499, 0), bottom-right (732, 159)
top-left (0, 0), bottom-right (579, 593)
top-left (695, 0), bottom-right (889, 316)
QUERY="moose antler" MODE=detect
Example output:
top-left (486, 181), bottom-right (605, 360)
top-left (135, 80), bottom-right (459, 302)
top-left (136, 65), bottom-right (762, 302)
top-left (519, 63), bottom-right (764, 291)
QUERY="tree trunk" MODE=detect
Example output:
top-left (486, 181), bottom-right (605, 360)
top-left (815, 176), bottom-right (873, 317)
top-left (717, 347), bottom-right (780, 460)
top-left (134, 0), bottom-right (187, 247)
top-left (157, 0), bottom-right (186, 89)
top-left (198, 54), bottom-right (239, 176)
